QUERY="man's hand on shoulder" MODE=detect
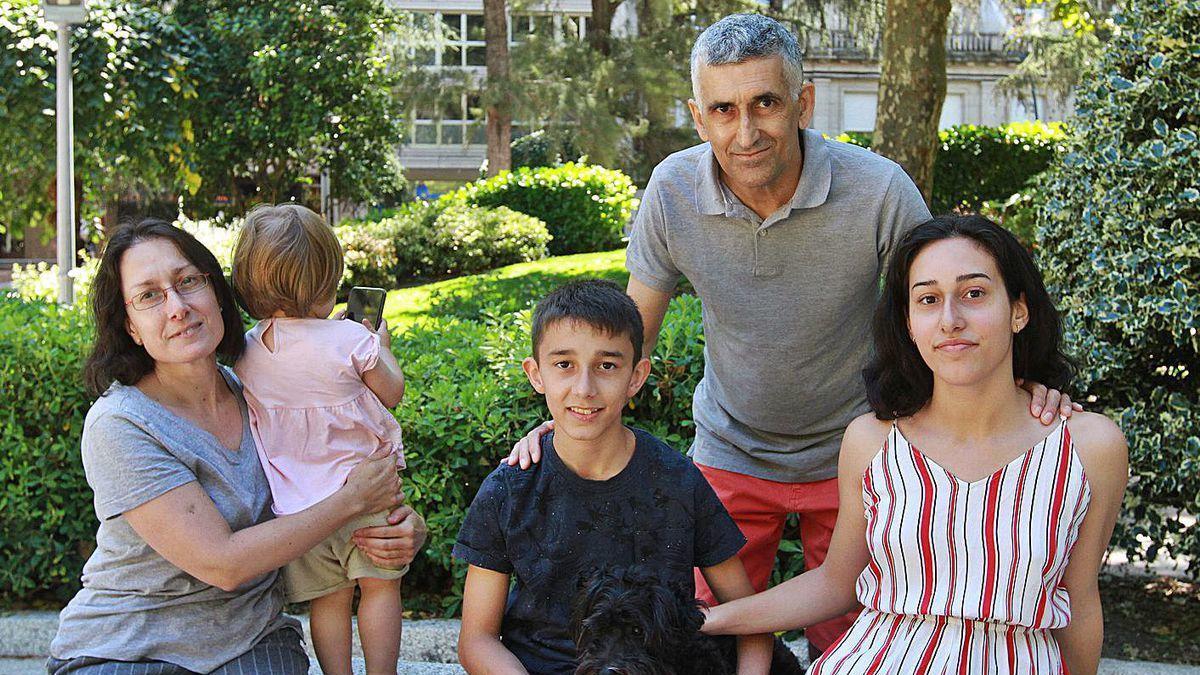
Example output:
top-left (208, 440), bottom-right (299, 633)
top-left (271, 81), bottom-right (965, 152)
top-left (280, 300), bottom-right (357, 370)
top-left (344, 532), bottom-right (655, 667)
top-left (1019, 379), bottom-right (1084, 425)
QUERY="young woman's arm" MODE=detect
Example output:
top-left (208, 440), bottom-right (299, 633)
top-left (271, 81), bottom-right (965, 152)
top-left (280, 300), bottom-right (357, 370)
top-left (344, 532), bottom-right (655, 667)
top-left (458, 565), bottom-right (530, 675)
top-left (702, 415), bottom-right (886, 635)
top-left (1052, 413), bottom-right (1129, 675)
top-left (123, 448), bottom-right (402, 592)
top-left (700, 556), bottom-right (775, 675)
top-left (361, 317), bottom-right (405, 408)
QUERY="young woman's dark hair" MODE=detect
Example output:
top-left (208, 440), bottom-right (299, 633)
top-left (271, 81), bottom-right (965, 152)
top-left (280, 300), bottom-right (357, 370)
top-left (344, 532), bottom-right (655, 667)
top-left (83, 218), bottom-right (245, 397)
top-left (863, 214), bottom-right (1075, 420)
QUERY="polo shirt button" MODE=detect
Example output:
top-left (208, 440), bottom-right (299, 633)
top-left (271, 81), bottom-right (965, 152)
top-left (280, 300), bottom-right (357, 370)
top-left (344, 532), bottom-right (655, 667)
top-left (758, 230), bottom-right (767, 237)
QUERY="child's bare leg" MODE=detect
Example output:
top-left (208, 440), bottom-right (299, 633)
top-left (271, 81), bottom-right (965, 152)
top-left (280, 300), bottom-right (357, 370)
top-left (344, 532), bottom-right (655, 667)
top-left (356, 577), bottom-right (403, 675)
top-left (309, 586), bottom-right (356, 675)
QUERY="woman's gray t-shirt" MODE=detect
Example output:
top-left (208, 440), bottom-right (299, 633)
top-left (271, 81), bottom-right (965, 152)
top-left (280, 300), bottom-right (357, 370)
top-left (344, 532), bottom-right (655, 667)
top-left (50, 367), bottom-right (299, 672)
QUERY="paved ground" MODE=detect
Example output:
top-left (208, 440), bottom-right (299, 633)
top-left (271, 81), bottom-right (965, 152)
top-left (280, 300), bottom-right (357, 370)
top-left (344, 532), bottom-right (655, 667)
top-left (3, 613), bottom-right (1198, 674)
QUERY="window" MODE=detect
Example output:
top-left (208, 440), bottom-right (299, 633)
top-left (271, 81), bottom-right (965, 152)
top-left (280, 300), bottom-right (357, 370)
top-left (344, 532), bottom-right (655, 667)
top-left (842, 92), bottom-right (878, 132)
top-left (939, 94), bottom-right (964, 129)
top-left (410, 93), bottom-right (486, 147)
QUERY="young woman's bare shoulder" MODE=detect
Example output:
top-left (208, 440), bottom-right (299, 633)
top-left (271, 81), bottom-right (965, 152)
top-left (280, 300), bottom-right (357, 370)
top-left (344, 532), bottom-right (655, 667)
top-left (839, 413), bottom-right (892, 475)
top-left (1067, 411), bottom-right (1129, 492)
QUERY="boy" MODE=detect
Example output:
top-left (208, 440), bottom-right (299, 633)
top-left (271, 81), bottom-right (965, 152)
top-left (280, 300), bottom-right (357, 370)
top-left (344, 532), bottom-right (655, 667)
top-left (454, 280), bottom-right (774, 674)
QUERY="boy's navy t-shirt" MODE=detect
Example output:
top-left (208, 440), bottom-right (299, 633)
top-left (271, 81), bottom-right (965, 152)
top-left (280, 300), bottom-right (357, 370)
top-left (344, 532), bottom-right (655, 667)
top-left (452, 427), bottom-right (746, 674)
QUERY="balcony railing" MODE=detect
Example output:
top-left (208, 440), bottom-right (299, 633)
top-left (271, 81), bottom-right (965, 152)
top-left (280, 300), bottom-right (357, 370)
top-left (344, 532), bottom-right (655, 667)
top-left (805, 30), bottom-right (1024, 61)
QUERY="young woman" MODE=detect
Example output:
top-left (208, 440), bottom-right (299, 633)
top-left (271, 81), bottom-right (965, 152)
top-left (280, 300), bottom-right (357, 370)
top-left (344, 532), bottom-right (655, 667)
top-left (701, 215), bottom-right (1128, 674)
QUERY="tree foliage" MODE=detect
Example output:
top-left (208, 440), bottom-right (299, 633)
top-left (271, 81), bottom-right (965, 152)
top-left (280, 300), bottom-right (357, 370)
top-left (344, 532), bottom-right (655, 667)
top-left (176, 0), bottom-right (406, 215)
top-left (0, 0), bottom-right (198, 237)
top-left (1037, 0), bottom-right (1199, 570)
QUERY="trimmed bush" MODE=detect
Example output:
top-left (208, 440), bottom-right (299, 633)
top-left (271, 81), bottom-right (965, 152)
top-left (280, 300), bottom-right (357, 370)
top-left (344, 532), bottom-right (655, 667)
top-left (0, 299), bottom-right (96, 604)
top-left (337, 202), bottom-right (551, 289)
top-left (834, 122), bottom-right (1065, 215)
top-left (449, 163), bottom-right (638, 255)
top-left (510, 129), bottom-right (582, 169)
top-left (934, 122), bottom-right (1065, 214)
top-left (1037, 0), bottom-right (1199, 571)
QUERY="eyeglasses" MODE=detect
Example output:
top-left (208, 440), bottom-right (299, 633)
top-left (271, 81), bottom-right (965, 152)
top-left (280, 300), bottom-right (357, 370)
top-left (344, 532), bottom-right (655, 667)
top-left (124, 273), bottom-right (212, 311)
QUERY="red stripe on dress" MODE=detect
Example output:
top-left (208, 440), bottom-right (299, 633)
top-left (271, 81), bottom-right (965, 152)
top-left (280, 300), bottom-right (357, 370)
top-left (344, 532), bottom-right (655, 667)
top-left (945, 478), bottom-right (960, 616)
top-left (979, 471), bottom-right (1005, 618)
top-left (862, 613), bottom-right (906, 675)
top-left (816, 608), bottom-right (887, 674)
top-left (1033, 426), bottom-right (1072, 625)
top-left (1005, 624), bottom-right (1018, 670)
top-left (910, 448), bottom-right (938, 613)
top-left (914, 614), bottom-right (948, 671)
top-left (879, 436), bottom-right (901, 609)
top-left (862, 459), bottom-right (886, 608)
top-left (957, 619), bottom-right (975, 675)
top-left (1005, 449), bottom-right (1036, 623)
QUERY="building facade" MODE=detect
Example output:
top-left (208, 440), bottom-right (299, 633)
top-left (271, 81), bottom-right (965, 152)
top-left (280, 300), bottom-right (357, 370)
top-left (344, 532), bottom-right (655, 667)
top-left (388, 0), bottom-right (1070, 182)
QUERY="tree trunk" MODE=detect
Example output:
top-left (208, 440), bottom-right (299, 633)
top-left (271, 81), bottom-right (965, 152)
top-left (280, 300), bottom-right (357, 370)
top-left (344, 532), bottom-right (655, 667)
top-left (484, 0), bottom-right (511, 175)
top-left (872, 0), bottom-right (951, 204)
top-left (588, 0), bottom-right (620, 55)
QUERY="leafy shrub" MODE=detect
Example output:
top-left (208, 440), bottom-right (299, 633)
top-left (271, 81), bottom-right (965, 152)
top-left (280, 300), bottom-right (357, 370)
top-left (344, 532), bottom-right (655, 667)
top-left (510, 129), bottom-right (582, 169)
top-left (834, 122), bottom-right (1065, 215)
top-left (425, 206), bottom-right (551, 277)
top-left (1036, 0), bottom-right (1199, 572)
top-left (0, 299), bottom-right (95, 604)
top-left (449, 163), bottom-right (638, 255)
top-left (934, 122), bottom-right (1065, 214)
top-left (10, 216), bottom-right (239, 304)
top-left (336, 202), bottom-right (551, 289)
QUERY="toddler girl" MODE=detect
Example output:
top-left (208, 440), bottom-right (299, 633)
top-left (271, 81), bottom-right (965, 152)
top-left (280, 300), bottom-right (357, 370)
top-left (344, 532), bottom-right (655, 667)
top-left (232, 203), bottom-right (407, 675)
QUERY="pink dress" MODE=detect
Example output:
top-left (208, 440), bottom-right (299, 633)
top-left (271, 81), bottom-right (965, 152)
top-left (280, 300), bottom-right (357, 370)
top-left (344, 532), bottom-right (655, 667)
top-left (234, 318), bottom-right (405, 516)
top-left (810, 419), bottom-right (1090, 674)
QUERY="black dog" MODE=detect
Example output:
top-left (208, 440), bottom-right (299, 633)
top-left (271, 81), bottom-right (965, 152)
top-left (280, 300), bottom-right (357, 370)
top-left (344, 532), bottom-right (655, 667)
top-left (571, 565), bottom-right (806, 675)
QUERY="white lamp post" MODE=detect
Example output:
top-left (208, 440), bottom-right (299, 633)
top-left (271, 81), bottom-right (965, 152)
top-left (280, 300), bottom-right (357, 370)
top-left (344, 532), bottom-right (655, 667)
top-left (41, 0), bottom-right (88, 305)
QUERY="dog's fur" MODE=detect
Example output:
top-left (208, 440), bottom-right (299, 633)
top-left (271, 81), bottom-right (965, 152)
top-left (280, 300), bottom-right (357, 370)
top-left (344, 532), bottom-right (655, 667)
top-left (571, 565), bottom-right (806, 675)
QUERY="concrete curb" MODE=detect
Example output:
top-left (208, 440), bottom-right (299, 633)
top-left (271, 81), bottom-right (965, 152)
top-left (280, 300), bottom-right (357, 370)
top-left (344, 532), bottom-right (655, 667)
top-left (1, 612), bottom-right (1196, 674)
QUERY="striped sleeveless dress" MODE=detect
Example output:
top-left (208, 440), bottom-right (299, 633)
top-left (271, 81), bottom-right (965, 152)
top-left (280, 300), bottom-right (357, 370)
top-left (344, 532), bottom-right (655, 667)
top-left (809, 419), bottom-right (1091, 674)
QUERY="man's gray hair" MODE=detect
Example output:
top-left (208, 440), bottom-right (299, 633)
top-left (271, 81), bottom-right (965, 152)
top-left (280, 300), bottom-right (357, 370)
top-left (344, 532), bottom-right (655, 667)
top-left (690, 13), bottom-right (805, 103)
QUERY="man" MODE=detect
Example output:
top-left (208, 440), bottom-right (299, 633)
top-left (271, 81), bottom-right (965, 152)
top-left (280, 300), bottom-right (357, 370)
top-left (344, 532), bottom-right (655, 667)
top-left (509, 12), bottom-right (1075, 659)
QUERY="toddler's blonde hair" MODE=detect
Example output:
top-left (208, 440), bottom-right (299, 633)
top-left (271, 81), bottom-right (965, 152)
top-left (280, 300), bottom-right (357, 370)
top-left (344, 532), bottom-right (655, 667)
top-left (233, 203), bottom-right (343, 320)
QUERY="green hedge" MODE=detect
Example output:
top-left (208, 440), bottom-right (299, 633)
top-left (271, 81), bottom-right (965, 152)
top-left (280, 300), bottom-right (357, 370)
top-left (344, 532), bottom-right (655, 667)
top-left (0, 299), bottom-right (97, 604)
top-left (510, 129), bottom-right (582, 169)
top-left (448, 163), bottom-right (638, 255)
top-left (835, 122), bottom-right (1066, 215)
top-left (336, 203), bottom-right (551, 290)
top-left (1037, 0), bottom-right (1199, 571)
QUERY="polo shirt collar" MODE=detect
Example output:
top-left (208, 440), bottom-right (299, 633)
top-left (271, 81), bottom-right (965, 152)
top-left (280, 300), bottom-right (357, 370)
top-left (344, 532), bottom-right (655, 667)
top-left (694, 128), bottom-right (833, 217)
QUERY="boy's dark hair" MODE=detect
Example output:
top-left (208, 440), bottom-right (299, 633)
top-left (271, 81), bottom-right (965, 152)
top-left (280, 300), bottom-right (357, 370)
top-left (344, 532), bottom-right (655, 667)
top-left (84, 218), bottom-right (245, 397)
top-left (531, 280), bottom-right (645, 363)
top-left (863, 214), bottom-right (1075, 419)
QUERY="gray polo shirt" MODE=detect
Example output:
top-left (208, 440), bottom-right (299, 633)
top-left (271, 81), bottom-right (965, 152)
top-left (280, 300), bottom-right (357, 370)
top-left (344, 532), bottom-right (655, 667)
top-left (626, 129), bottom-right (930, 483)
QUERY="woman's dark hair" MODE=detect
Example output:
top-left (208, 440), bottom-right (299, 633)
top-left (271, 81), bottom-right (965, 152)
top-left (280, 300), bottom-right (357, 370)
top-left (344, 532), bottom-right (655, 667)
top-left (83, 218), bottom-right (245, 397)
top-left (864, 214), bottom-right (1075, 420)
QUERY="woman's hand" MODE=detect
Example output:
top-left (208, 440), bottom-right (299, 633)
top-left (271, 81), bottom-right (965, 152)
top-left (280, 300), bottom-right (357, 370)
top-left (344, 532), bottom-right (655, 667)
top-left (341, 448), bottom-right (404, 516)
top-left (353, 506), bottom-right (428, 569)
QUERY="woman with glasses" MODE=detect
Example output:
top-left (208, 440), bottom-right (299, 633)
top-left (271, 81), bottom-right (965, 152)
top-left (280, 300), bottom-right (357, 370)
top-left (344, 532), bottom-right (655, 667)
top-left (47, 218), bottom-right (426, 675)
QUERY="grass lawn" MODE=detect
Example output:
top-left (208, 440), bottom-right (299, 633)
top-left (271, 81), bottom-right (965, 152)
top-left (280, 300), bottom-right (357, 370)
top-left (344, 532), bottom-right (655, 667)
top-left (381, 248), bottom-right (629, 331)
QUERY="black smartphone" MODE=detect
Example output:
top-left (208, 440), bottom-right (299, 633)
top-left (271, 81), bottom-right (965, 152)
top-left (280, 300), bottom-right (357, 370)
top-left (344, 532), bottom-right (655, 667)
top-left (345, 286), bottom-right (386, 331)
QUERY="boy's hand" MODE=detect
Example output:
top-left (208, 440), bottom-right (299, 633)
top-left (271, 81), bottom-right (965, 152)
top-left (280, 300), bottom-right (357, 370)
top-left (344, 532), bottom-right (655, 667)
top-left (504, 420), bottom-right (554, 469)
